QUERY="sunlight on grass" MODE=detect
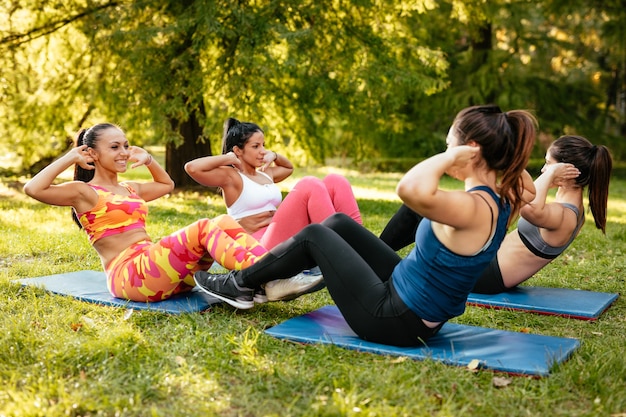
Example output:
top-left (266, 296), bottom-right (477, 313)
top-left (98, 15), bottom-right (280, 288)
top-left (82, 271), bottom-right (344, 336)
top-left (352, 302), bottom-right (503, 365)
top-left (157, 371), bottom-right (231, 414)
top-left (280, 168), bottom-right (404, 200)
top-left (2, 158), bottom-right (626, 417)
top-left (607, 197), bottom-right (626, 224)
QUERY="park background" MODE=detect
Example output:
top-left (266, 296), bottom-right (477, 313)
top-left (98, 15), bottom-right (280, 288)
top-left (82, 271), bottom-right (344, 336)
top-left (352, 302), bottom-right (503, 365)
top-left (1, 1), bottom-right (625, 416)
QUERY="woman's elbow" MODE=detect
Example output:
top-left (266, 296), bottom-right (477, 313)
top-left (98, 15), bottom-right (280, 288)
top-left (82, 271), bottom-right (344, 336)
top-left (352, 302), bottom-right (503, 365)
top-left (184, 162), bottom-right (198, 177)
top-left (23, 182), bottom-right (38, 199)
top-left (166, 179), bottom-right (175, 193)
top-left (396, 181), bottom-right (419, 202)
top-left (519, 205), bottom-right (540, 222)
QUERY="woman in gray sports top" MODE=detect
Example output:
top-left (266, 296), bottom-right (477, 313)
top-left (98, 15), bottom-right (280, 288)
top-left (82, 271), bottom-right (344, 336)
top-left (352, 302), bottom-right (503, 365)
top-left (476, 135), bottom-right (612, 293)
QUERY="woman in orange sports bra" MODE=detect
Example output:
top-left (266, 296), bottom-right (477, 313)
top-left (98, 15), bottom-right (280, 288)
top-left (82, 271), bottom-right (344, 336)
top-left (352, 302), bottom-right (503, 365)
top-left (24, 123), bottom-right (267, 303)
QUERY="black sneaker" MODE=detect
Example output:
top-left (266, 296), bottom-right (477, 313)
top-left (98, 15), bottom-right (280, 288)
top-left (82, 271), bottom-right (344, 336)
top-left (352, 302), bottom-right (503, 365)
top-left (194, 270), bottom-right (254, 310)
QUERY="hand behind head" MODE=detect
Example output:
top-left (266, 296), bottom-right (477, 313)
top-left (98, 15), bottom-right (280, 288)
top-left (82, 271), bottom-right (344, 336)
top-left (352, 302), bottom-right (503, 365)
top-left (549, 163), bottom-right (580, 187)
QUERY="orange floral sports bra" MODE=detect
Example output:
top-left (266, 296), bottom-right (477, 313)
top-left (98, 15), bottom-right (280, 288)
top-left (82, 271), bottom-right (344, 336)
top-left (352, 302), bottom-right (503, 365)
top-left (76, 184), bottom-right (148, 244)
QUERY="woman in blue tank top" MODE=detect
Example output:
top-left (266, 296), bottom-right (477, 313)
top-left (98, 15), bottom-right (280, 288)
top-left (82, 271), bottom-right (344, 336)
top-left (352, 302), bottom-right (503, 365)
top-left (193, 105), bottom-right (537, 347)
top-left (380, 135), bottom-right (613, 295)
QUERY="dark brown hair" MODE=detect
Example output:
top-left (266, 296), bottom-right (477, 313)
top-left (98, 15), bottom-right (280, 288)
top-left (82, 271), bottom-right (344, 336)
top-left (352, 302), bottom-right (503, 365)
top-left (71, 123), bottom-right (120, 227)
top-left (451, 105), bottom-right (536, 222)
top-left (221, 118), bottom-right (263, 154)
top-left (548, 135), bottom-right (612, 233)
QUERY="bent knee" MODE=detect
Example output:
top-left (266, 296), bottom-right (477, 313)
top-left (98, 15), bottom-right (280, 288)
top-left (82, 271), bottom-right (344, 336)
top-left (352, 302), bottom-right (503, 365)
top-left (322, 212), bottom-right (352, 227)
top-left (293, 176), bottom-right (326, 192)
top-left (323, 173), bottom-right (351, 187)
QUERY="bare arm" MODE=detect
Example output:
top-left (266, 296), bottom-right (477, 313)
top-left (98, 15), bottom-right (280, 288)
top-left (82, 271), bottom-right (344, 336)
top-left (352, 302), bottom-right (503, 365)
top-left (185, 152), bottom-right (241, 188)
top-left (260, 151), bottom-right (294, 183)
top-left (396, 145), bottom-right (482, 229)
top-left (519, 169), bottom-right (536, 204)
top-left (125, 146), bottom-right (175, 202)
top-left (519, 163), bottom-right (580, 230)
top-left (23, 145), bottom-right (95, 209)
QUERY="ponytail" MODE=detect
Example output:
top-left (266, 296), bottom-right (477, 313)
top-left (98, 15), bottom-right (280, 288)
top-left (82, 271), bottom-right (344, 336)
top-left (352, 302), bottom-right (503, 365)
top-left (498, 110), bottom-right (537, 221)
top-left (587, 145), bottom-right (612, 233)
top-left (73, 129), bottom-right (95, 184)
top-left (549, 135), bottom-right (612, 234)
top-left (71, 129), bottom-right (92, 228)
top-left (221, 118), bottom-right (240, 154)
top-left (221, 118), bottom-right (264, 154)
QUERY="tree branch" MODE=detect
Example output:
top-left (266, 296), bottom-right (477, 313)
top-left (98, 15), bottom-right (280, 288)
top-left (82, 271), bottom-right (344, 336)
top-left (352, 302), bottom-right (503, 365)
top-left (0, 1), bottom-right (121, 48)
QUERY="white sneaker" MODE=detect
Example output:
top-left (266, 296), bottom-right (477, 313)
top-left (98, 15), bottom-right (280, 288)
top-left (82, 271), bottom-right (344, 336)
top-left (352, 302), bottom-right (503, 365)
top-left (264, 272), bottom-right (325, 302)
top-left (253, 286), bottom-right (268, 304)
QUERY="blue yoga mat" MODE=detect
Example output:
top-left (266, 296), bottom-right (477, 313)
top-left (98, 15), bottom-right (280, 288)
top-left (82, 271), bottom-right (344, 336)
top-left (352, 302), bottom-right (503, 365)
top-left (467, 287), bottom-right (618, 320)
top-left (18, 270), bottom-right (222, 314)
top-left (265, 305), bottom-right (580, 377)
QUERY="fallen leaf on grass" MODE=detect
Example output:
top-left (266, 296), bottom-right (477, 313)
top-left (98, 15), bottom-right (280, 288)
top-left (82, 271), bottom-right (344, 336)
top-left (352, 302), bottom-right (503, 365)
top-left (81, 316), bottom-right (95, 327)
top-left (467, 359), bottom-right (482, 371)
top-left (492, 376), bottom-right (512, 388)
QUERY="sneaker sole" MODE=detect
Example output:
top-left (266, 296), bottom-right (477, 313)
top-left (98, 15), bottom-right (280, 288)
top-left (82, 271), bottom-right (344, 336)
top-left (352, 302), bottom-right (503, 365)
top-left (194, 280), bottom-right (254, 310)
top-left (266, 279), bottom-right (326, 302)
top-left (253, 293), bottom-right (268, 304)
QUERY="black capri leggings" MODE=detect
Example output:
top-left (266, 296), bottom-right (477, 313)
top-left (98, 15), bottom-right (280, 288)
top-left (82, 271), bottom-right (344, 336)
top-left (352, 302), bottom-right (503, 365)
top-left (238, 213), bottom-right (442, 347)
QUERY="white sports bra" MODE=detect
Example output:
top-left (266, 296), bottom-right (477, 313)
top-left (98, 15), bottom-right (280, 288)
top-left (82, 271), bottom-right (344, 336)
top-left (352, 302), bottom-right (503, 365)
top-left (226, 171), bottom-right (283, 220)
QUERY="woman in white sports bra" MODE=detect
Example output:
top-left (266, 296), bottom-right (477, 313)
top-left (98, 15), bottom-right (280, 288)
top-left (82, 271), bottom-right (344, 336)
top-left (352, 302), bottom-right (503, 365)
top-left (185, 118), bottom-right (362, 302)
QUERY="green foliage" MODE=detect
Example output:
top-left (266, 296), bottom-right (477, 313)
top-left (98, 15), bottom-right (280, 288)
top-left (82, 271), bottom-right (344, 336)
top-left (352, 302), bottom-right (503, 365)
top-left (1, 0), bottom-right (625, 176)
top-left (388, 0), bottom-right (626, 161)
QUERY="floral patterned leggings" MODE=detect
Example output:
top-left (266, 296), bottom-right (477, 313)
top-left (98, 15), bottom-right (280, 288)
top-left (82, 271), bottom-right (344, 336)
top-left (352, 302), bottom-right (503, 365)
top-left (105, 214), bottom-right (267, 301)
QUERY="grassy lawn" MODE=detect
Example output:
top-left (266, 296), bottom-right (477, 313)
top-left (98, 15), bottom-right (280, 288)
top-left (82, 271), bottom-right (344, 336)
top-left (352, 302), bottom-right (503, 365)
top-left (1, 154), bottom-right (625, 417)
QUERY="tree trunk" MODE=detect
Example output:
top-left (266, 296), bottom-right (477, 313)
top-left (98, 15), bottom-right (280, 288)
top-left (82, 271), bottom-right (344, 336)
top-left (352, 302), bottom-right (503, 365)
top-left (471, 22), bottom-right (495, 104)
top-left (166, 104), bottom-right (213, 189)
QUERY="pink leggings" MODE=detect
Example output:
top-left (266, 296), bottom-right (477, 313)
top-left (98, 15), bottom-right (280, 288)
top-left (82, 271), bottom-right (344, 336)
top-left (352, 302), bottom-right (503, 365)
top-left (254, 174), bottom-right (362, 249)
top-left (105, 215), bottom-right (267, 301)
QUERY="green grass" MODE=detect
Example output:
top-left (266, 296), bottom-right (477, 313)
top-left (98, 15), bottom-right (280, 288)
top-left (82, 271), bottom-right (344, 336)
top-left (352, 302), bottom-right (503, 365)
top-left (1, 156), bottom-right (625, 416)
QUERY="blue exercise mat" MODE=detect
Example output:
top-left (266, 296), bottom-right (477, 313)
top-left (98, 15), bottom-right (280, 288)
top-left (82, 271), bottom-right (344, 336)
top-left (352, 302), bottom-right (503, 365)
top-left (265, 305), bottom-right (580, 377)
top-left (467, 287), bottom-right (618, 320)
top-left (18, 270), bottom-right (222, 314)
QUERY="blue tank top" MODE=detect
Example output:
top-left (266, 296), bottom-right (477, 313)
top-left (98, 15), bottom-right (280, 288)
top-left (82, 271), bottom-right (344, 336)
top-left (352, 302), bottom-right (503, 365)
top-left (391, 186), bottom-right (511, 323)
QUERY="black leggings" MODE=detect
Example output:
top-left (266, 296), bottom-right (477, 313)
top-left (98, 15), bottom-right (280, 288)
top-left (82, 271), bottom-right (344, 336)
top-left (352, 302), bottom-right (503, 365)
top-left (238, 213), bottom-right (442, 346)
top-left (472, 256), bottom-right (509, 294)
top-left (379, 203), bottom-right (422, 252)
top-left (379, 204), bottom-right (508, 294)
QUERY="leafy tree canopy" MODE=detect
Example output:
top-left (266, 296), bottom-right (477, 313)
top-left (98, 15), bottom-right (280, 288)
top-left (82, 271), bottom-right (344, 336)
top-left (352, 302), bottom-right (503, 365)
top-left (1, 0), bottom-right (624, 181)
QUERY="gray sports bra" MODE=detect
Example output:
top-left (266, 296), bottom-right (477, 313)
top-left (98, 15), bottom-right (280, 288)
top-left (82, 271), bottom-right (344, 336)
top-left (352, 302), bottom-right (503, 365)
top-left (517, 202), bottom-right (584, 259)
